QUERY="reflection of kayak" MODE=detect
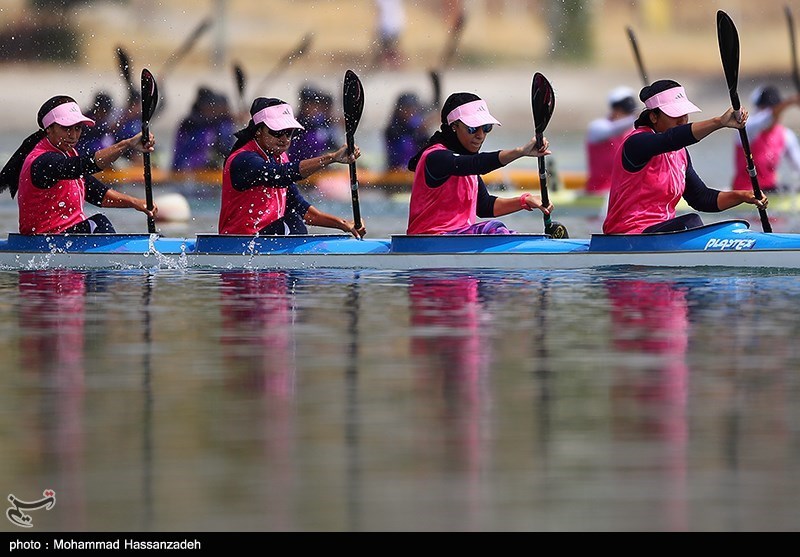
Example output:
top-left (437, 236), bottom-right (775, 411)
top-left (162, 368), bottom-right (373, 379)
top-left (4, 220), bottom-right (800, 271)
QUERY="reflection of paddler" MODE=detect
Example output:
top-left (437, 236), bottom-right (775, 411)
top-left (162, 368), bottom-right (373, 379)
top-left (606, 278), bottom-right (689, 531)
top-left (409, 274), bottom-right (488, 529)
top-left (219, 270), bottom-right (294, 396)
top-left (18, 270), bottom-right (89, 530)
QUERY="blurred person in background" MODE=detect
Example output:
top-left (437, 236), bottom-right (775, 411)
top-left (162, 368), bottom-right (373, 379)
top-left (218, 97), bottom-right (365, 238)
top-left (0, 95), bottom-right (157, 234)
top-left (77, 91), bottom-right (117, 156)
top-left (172, 87), bottom-right (236, 171)
top-left (585, 86), bottom-right (638, 194)
top-left (111, 91), bottom-right (142, 165)
top-left (373, 0), bottom-right (405, 69)
top-left (288, 85), bottom-right (339, 162)
top-left (384, 92), bottom-right (435, 171)
top-left (731, 85), bottom-right (800, 193)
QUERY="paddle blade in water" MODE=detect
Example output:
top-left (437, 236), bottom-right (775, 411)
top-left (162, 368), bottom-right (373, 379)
top-left (343, 69), bottom-right (365, 144)
top-left (717, 10), bottom-right (741, 110)
top-left (531, 72), bottom-right (555, 137)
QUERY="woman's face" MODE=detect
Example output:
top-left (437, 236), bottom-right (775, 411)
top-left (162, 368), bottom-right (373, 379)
top-left (255, 126), bottom-right (294, 156)
top-left (452, 120), bottom-right (490, 153)
top-left (651, 110), bottom-right (689, 132)
top-left (45, 123), bottom-right (83, 152)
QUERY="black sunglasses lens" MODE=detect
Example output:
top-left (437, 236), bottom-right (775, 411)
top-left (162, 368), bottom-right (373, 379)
top-left (465, 124), bottom-right (492, 134)
top-left (268, 129), bottom-right (294, 139)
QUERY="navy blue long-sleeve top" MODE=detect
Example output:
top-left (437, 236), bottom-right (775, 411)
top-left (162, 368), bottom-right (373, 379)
top-left (30, 151), bottom-right (109, 206)
top-left (621, 124), bottom-right (721, 212)
top-left (228, 150), bottom-right (312, 219)
top-left (423, 149), bottom-right (505, 218)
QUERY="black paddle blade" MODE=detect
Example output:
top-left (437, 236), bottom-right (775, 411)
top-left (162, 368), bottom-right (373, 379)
top-left (141, 68), bottom-right (159, 124)
top-left (429, 69), bottom-right (442, 109)
top-left (717, 10), bottom-right (741, 110)
top-left (531, 72), bottom-right (555, 137)
top-left (233, 63), bottom-right (246, 97)
top-left (343, 69), bottom-right (365, 143)
top-left (625, 25), bottom-right (649, 86)
top-left (786, 6), bottom-right (800, 93)
top-left (116, 46), bottom-right (132, 82)
top-left (116, 46), bottom-right (137, 102)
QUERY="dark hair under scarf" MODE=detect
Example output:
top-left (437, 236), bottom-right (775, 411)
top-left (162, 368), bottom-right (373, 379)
top-left (407, 91), bottom-right (481, 171)
top-left (0, 95), bottom-right (76, 198)
top-left (633, 79), bottom-right (682, 129)
top-left (228, 97), bottom-right (286, 155)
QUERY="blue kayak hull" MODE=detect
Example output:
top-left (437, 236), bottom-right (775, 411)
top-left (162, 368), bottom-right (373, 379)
top-left (2, 220), bottom-right (800, 270)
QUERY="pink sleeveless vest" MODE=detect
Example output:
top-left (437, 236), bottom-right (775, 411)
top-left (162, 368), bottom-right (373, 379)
top-left (603, 128), bottom-right (688, 234)
top-left (218, 140), bottom-right (288, 235)
top-left (18, 138), bottom-right (87, 234)
top-left (407, 144), bottom-right (478, 234)
top-left (732, 124), bottom-right (785, 191)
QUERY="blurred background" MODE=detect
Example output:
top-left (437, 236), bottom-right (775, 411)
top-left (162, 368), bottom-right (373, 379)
top-left (2, 0), bottom-right (800, 183)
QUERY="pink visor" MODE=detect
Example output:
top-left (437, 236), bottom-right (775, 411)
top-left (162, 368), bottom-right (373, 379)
top-left (445, 99), bottom-right (502, 127)
top-left (644, 86), bottom-right (701, 117)
top-left (253, 103), bottom-right (304, 131)
top-left (41, 102), bottom-right (95, 129)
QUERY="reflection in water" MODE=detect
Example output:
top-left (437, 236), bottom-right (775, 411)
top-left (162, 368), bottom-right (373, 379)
top-left (408, 274), bottom-right (489, 531)
top-left (4, 268), bottom-right (800, 531)
top-left (219, 271), bottom-right (297, 530)
top-left (18, 270), bottom-right (88, 530)
top-left (606, 278), bottom-right (689, 531)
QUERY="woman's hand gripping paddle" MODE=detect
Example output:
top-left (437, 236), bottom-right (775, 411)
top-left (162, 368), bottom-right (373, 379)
top-left (717, 10), bottom-right (772, 233)
top-left (343, 69), bottom-right (365, 234)
top-left (531, 72), bottom-right (568, 239)
top-left (140, 68), bottom-right (159, 234)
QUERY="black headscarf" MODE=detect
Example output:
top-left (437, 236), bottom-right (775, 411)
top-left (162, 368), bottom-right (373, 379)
top-left (228, 97), bottom-right (285, 155)
top-left (0, 95), bottom-right (76, 198)
top-left (407, 92), bottom-right (481, 171)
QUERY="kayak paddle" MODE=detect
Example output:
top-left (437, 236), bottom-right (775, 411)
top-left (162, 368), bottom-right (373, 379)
top-left (625, 25), bottom-right (649, 87)
top-left (140, 68), bottom-right (159, 234)
top-left (256, 33), bottom-right (313, 92)
top-left (786, 5), bottom-right (800, 94)
top-left (717, 10), bottom-right (771, 233)
top-left (116, 46), bottom-right (138, 104)
top-left (343, 69), bottom-right (365, 234)
top-left (531, 72), bottom-right (568, 239)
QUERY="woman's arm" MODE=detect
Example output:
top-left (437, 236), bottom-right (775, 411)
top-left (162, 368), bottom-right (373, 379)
top-left (92, 132), bottom-right (155, 169)
top-left (622, 125), bottom-right (698, 171)
top-left (229, 151), bottom-right (302, 191)
top-left (297, 144), bottom-right (359, 179)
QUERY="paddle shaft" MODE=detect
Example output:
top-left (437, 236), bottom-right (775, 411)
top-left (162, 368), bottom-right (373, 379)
top-left (536, 133), bottom-right (553, 230)
top-left (787, 6), bottom-right (800, 93)
top-left (626, 26), bottom-right (649, 86)
top-left (142, 121), bottom-right (156, 234)
top-left (729, 90), bottom-right (772, 232)
top-left (346, 134), bottom-right (362, 230)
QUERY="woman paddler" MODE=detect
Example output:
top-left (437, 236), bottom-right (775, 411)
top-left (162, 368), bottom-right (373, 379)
top-left (406, 92), bottom-right (553, 235)
top-left (218, 97), bottom-right (366, 237)
top-left (0, 95), bottom-right (157, 234)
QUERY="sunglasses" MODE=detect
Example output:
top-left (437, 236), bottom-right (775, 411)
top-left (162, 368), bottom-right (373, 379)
top-left (267, 128), bottom-right (296, 139)
top-left (463, 123), bottom-right (493, 135)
